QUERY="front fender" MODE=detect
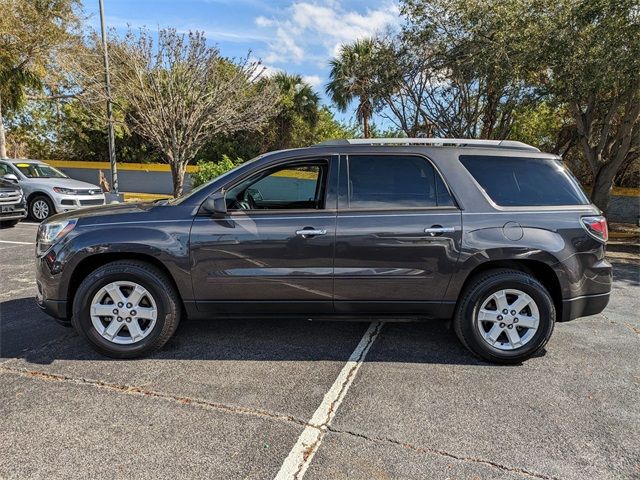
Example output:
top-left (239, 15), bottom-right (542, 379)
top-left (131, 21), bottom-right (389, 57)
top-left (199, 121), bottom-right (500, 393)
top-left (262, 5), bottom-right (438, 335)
top-left (43, 221), bottom-right (193, 302)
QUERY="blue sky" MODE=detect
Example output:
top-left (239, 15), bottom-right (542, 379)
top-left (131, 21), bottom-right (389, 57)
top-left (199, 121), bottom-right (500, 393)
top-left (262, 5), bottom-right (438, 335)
top-left (82, 0), bottom-right (400, 122)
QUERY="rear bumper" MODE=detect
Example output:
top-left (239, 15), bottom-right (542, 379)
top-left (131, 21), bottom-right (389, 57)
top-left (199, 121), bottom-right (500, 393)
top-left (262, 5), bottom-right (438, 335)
top-left (561, 291), bottom-right (610, 322)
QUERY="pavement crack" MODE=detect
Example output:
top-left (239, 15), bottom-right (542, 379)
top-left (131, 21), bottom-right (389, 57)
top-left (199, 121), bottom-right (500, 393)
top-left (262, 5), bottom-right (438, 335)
top-left (0, 365), bottom-right (315, 429)
top-left (599, 313), bottom-right (640, 338)
top-left (325, 426), bottom-right (561, 480)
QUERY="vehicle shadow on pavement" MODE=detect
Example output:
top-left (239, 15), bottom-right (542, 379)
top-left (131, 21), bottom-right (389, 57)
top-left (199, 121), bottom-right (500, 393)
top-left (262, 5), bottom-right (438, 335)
top-left (0, 297), bottom-right (501, 366)
top-left (610, 260), bottom-right (639, 286)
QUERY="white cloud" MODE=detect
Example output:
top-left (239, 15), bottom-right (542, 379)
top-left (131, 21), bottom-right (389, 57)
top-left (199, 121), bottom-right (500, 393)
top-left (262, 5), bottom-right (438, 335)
top-left (302, 74), bottom-right (323, 87)
top-left (255, 16), bottom-right (273, 28)
top-left (255, 1), bottom-right (399, 65)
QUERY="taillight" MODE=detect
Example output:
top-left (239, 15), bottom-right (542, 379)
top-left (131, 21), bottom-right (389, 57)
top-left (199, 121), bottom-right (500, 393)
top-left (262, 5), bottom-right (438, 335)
top-left (581, 216), bottom-right (608, 242)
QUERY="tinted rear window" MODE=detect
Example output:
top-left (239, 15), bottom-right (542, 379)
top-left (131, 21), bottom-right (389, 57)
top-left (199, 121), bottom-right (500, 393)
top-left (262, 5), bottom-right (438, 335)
top-left (459, 155), bottom-right (588, 206)
top-left (348, 155), bottom-right (455, 209)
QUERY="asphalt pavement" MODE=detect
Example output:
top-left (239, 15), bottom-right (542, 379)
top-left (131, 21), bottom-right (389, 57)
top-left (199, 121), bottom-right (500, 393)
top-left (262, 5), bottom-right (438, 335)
top-left (0, 221), bottom-right (638, 480)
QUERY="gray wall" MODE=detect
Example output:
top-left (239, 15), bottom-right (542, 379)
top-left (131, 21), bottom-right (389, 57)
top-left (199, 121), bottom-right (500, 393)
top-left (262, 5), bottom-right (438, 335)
top-left (607, 195), bottom-right (640, 225)
top-left (57, 167), bottom-right (192, 195)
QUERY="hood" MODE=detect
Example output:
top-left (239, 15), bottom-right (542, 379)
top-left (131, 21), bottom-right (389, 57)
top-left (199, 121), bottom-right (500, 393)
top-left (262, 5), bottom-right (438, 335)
top-left (26, 177), bottom-right (101, 191)
top-left (0, 178), bottom-right (21, 191)
top-left (47, 201), bottom-right (157, 224)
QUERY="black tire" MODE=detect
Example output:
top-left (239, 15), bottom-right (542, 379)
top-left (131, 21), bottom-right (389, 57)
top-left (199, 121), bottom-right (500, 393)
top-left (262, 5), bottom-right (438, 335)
top-left (0, 219), bottom-right (20, 228)
top-left (453, 269), bottom-right (555, 364)
top-left (71, 260), bottom-right (181, 358)
top-left (29, 194), bottom-right (55, 221)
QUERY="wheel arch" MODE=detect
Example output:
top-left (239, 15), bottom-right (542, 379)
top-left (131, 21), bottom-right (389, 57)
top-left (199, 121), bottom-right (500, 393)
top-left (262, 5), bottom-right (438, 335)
top-left (26, 190), bottom-right (54, 204)
top-left (455, 259), bottom-right (563, 322)
top-left (66, 252), bottom-right (185, 320)
top-left (27, 191), bottom-right (55, 218)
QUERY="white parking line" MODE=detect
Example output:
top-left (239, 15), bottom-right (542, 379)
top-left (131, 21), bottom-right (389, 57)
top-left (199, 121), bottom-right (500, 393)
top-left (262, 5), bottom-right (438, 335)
top-left (0, 240), bottom-right (35, 245)
top-left (274, 321), bottom-right (383, 480)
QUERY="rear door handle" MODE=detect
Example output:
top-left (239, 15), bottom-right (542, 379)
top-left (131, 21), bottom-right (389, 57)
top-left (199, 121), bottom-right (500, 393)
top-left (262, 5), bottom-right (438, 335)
top-left (424, 226), bottom-right (455, 236)
top-left (296, 228), bottom-right (327, 237)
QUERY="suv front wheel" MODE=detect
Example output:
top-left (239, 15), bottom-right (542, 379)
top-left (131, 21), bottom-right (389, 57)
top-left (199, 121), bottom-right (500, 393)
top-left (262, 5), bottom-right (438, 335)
top-left (454, 269), bottom-right (555, 364)
top-left (72, 260), bottom-right (181, 358)
top-left (29, 195), bottom-right (55, 221)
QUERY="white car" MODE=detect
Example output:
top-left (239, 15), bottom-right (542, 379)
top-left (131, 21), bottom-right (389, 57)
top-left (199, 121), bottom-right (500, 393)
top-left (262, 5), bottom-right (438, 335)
top-left (0, 159), bottom-right (105, 221)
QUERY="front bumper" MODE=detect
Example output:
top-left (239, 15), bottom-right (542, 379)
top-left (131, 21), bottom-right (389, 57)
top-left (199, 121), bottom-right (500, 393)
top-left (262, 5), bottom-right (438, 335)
top-left (0, 203), bottom-right (27, 221)
top-left (561, 291), bottom-right (610, 322)
top-left (36, 298), bottom-right (70, 326)
top-left (35, 249), bottom-right (73, 325)
top-left (52, 193), bottom-right (105, 213)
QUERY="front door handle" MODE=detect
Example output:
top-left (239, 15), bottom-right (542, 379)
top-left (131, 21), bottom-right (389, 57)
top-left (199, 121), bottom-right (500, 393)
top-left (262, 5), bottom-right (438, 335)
top-left (424, 225), bottom-right (455, 237)
top-left (296, 228), bottom-right (327, 237)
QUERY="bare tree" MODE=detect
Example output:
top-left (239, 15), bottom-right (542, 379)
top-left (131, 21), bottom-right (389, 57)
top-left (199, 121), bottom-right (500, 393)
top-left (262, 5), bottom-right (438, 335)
top-left (374, 37), bottom-right (536, 140)
top-left (68, 28), bottom-right (278, 196)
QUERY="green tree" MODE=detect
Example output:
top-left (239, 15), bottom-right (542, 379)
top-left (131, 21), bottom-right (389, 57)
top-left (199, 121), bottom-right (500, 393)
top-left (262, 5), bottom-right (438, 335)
top-left (541, 0), bottom-right (640, 212)
top-left (267, 72), bottom-right (320, 150)
top-left (0, 0), bottom-right (81, 158)
top-left (399, 0), bottom-right (541, 139)
top-left (326, 39), bottom-right (379, 138)
top-left (400, 0), bottom-right (640, 213)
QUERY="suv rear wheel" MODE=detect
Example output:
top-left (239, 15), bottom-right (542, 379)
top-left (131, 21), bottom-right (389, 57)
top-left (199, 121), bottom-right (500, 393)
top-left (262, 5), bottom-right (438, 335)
top-left (454, 269), bottom-right (555, 364)
top-left (72, 260), bottom-right (181, 358)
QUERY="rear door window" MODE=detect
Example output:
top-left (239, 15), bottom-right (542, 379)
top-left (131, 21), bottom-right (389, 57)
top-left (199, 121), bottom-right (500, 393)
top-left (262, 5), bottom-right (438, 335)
top-left (347, 155), bottom-right (455, 209)
top-left (459, 155), bottom-right (588, 206)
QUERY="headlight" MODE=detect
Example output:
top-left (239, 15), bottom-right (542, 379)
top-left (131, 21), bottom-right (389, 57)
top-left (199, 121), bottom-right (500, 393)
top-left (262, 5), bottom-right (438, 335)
top-left (36, 219), bottom-right (77, 256)
top-left (53, 187), bottom-right (78, 194)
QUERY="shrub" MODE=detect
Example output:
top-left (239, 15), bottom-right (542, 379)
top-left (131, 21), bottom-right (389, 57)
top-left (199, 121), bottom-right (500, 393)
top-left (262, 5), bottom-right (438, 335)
top-left (191, 155), bottom-right (243, 188)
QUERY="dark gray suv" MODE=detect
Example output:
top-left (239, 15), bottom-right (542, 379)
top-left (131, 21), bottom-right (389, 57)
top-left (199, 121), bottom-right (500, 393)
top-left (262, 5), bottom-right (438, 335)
top-left (35, 139), bottom-right (612, 363)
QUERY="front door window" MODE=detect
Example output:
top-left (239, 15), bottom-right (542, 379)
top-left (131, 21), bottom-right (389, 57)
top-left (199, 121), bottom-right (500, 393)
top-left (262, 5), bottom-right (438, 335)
top-left (226, 161), bottom-right (328, 211)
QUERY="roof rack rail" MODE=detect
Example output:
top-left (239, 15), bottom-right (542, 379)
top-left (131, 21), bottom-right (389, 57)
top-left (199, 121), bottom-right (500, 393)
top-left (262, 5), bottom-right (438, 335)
top-left (315, 138), bottom-right (540, 152)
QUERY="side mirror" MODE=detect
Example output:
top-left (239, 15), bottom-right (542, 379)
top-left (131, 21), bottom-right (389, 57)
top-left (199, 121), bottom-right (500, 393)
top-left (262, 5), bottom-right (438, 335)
top-left (202, 192), bottom-right (227, 217)
top-left (3, 174), bottom-right (18, 183)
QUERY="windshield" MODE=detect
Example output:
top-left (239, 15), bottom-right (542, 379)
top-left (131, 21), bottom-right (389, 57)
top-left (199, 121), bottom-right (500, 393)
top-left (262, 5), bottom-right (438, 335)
top-left (169, 155), bottom-right (264, 205)
top-left (15, 163), bottom-right (68, 179)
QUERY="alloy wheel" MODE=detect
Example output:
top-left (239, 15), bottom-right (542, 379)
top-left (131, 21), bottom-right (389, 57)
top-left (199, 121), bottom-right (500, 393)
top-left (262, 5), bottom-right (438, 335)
top-left (90, 281), bottom-right (158, 345)
top-left (476, 288), bottom-right (540, 351)
top-left (32, 200), bottom-right (50, 220)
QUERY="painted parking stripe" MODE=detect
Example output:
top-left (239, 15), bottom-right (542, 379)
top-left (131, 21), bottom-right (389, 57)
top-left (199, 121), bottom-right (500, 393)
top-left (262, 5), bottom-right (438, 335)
top-left (0, 240), bottom-right (34, 245)
top-left (275, 321), bottom-right (383, 480)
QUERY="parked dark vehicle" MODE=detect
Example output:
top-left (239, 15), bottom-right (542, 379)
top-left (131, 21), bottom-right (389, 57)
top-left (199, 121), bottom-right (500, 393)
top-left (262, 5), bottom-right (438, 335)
top-left (35, 139), bottom-right (612, 363)
top-left (0, 176), bottom-right (27, 228)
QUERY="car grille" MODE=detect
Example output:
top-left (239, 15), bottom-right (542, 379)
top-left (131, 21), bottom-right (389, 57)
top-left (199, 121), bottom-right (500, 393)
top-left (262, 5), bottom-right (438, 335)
top-left (0, 190), bottom-right (22, 204)
top-left (79, 199), bottom-right (105, 206)
top-left (76, 189), bottom-right (103, 196)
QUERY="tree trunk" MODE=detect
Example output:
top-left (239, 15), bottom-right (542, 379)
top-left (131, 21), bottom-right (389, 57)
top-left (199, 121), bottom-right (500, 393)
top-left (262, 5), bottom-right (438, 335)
top-left (590, 161), bottom-right (618, 215)
top-left (0, 93), bottom-right (7, 159)
top-left (170, 161), bottom-right (186, 198)
top-left (362, 115), bottom-right (370, 138)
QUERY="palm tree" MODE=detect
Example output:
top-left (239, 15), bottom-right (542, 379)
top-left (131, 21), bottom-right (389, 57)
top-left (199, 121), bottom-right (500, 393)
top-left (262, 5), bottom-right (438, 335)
top-left (270, 72), bottom-right (320, 149)
top-left (326, 39), bottom-right (378, 138)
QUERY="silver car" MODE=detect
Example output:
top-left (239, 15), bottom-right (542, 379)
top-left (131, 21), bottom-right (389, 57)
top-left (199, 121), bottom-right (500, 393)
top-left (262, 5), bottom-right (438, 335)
top-left (0, 159), bottom-right (105, 221)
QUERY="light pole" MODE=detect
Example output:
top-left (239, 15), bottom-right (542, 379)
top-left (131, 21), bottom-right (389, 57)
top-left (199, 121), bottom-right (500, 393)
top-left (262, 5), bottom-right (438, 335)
top-left (98, 0), bottom-right (119, 199)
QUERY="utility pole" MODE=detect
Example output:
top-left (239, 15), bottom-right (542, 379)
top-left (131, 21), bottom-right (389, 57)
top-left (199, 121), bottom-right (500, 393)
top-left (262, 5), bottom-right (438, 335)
top-left (98, 0), bottom-right (119, 197)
